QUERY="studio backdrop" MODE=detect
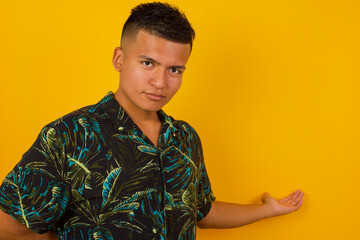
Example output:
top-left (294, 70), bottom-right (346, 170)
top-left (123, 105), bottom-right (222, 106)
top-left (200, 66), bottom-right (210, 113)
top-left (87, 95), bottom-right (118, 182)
top-left (0, 0), bottom-right (359, 239)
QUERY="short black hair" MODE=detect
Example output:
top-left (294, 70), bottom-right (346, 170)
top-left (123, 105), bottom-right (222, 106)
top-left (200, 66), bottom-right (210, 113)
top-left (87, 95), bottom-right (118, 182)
top-left (121, 2), bottom-right (195, 51)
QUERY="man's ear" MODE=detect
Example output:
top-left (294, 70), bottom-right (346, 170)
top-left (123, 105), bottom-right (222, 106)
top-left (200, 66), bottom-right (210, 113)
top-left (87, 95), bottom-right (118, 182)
top-left (112, 47), bottom-right (124, 72)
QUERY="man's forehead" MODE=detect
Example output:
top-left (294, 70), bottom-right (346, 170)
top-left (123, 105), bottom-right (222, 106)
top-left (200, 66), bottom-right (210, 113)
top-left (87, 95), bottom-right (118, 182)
top-left (123, 29), bottom-right (191, 56)
top-left (122, 29), bottom-right (191, 65)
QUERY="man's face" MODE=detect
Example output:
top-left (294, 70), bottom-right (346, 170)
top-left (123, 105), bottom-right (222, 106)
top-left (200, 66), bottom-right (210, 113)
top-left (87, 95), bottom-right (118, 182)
top-left (113, 29), bottom-right (191, 114)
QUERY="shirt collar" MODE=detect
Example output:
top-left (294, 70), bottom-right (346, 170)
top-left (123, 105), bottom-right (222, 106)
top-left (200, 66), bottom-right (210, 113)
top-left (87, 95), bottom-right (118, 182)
top-left (95, 91), bottom-right (175, 138)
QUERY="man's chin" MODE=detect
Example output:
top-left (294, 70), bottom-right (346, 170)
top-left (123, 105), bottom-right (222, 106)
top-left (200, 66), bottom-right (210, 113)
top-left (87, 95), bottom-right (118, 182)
top-left (142, 101), bottom-right (169, 112)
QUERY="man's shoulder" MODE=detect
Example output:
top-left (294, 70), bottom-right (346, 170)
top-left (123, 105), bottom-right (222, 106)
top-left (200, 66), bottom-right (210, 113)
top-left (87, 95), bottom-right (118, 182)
top-left (40, 102), bottom-right (107, 134)
top-left (172, 118), bottom-right (193, 130)
top-left (171, 117), bottom-right (200, 140)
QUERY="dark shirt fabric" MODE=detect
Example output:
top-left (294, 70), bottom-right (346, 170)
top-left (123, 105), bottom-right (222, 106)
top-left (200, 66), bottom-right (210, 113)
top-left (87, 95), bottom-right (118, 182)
top-left (0, 91), bottom-right (215, 239)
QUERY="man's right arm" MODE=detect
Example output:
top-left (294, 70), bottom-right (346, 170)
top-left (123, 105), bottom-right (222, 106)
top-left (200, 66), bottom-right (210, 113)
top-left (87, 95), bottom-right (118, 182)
top-left (0, 210), bottom-right (57, 240)
top-left (197, 190), bottom-right (304, 229)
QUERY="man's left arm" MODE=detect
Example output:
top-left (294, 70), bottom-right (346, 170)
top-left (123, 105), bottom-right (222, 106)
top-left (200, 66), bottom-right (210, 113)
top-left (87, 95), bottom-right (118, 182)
top-left (197, 189), bottom-right (304, 229)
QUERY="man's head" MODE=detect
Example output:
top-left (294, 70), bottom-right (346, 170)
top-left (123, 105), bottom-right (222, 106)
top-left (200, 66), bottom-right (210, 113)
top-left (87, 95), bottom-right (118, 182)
top-left (113, 2), bottom-right (195, 115)
top-left (120, 2), bottom-right (195, 53)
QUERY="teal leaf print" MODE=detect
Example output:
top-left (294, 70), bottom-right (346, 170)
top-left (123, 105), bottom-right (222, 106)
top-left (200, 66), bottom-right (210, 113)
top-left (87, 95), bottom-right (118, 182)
top-left (182, 183), bottom-right (196, 206)
top-left (68, 156), bottom-right (90, 174)
top-left (64, 216), bottom-right (81, 226)
top-left (47, 185), bottom-right (68, 210)
top-left (71, 189), bottom-right (97, 223)
top-left (137, 145), bottom-right (158, 155)
top-left (25, 162), bottom-right (56, 179)
top-left (140, 160), bottom-right (160, 173)
top-left (113, 202), bottom-right (139, 212)
top-left (9, 179), bottom-right (30, 227)
top-left (178, 218), bottom-right (195, 240)
top-left (46, 128), bottom-right (62, 157)
top-left (63, 216), bottom-right (92, 230)
top-left (113, 189), bottom-right (156, 209)
top-left (25, 162), bottom-right (46, 168)
top-left (90, 227), bottom-right (114, 240)
top-left (111, 221), bottom-right (143, 234)
top-left (102, 167), bottom-right (123, 207)
top-left (165, 191), bottom-right (175, 209)
top-left (85, 171), bottom-right (104, 190)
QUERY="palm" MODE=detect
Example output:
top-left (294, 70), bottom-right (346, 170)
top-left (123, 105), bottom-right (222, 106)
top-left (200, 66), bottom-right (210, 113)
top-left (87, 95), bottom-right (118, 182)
top-left (261, 190), bottom-right (304, 217)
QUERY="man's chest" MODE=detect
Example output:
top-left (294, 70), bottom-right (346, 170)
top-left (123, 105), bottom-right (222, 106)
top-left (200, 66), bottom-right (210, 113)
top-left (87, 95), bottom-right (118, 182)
top-left (59, 125), bottom-right (201, 238)
top-left (66, 127), bottom-right (200, 196)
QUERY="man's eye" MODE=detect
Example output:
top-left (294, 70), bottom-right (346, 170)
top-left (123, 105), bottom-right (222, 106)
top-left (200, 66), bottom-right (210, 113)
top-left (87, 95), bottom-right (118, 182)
top-left (170, 68), bottom-right (181, 74)
top-left (142, 61), bottom-right (153, 67)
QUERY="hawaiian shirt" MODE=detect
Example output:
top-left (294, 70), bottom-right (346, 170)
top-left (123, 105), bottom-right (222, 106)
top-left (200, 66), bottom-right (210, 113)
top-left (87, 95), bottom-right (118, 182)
top-left (0, 91), bottom-right (215, 239)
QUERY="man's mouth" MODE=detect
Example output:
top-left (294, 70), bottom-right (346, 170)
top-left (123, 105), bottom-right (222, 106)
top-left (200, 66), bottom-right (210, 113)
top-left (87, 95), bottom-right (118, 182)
top-left (145, 92), bottom-right (165, 101)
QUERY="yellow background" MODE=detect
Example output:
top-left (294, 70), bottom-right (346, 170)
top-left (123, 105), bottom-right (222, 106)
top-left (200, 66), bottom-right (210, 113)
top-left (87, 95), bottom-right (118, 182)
top-left (0, 0), bottom-right (359, 239)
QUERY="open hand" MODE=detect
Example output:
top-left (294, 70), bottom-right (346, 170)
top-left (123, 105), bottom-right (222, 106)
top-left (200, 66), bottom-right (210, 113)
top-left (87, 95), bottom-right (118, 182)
top-left (261, 189), bottom-right (304, 217)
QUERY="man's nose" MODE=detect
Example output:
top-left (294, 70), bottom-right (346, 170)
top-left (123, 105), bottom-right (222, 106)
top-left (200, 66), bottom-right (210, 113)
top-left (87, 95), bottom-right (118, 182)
top-left (150, 68), bottom-right (167, 89)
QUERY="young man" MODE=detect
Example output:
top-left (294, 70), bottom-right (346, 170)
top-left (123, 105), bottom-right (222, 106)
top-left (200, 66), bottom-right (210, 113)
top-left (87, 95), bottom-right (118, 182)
top-left (0, 2), bottom-right (304, 240)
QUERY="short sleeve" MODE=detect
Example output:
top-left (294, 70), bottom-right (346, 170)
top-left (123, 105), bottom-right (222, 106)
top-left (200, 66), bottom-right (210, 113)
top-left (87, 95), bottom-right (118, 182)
top-left (195, 133), bottom-right (216, 222)
top-left (0, 125), bottom-right (71, 234)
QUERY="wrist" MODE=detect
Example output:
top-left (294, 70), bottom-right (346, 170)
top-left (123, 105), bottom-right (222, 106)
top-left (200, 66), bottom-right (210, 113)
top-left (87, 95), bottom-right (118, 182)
top-left (261, 202), bottom-right (276, 219)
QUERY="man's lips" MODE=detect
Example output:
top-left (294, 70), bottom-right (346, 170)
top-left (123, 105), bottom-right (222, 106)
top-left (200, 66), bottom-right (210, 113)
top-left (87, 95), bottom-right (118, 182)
top-left (145, 92), bottom-right (165, 101)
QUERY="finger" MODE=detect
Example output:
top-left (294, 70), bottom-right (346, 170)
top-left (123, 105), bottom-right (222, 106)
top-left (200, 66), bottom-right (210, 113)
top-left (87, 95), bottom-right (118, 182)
top-left (261, 192), bottom-right (270, 202)
top-left (287, 190), bottom-right (302, 205)
top-left (295, 199), bottom-right (303, 209)
top-left (290, 190), bottom-right (301, 201)
top-left (279, 192), bottom-right (295, 203)
top-left (294, 191), bottom-right (304, 203)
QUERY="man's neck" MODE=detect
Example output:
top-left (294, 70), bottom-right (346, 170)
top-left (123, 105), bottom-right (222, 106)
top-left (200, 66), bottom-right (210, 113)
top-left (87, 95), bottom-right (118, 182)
top-left (114, 90), bottom-right (161, 127)
top-left (114, 90), bottom-right (163, 147)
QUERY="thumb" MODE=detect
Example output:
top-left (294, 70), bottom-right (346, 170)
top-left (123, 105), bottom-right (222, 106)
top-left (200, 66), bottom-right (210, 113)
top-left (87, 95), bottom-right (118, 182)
top-left (261, 192), bottom-right (271, 203)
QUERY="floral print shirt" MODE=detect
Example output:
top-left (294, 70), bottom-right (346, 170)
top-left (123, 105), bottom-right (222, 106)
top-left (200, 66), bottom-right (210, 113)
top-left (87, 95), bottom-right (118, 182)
top-left (0, 91), bottom-right (215, 239)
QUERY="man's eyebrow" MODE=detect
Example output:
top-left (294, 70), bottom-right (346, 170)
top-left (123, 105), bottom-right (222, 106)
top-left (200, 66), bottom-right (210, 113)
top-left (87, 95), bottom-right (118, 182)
top-left (171, 65), bottom-right (186, 70)
top-left (138, 55), bottom-right (161, 65)
top-left (138, 55), bottom-right (186, 70)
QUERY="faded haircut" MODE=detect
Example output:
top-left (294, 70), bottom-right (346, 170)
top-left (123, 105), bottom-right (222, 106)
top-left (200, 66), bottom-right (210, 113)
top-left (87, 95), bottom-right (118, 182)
top-left (121, 2), bottom-right (195, 51)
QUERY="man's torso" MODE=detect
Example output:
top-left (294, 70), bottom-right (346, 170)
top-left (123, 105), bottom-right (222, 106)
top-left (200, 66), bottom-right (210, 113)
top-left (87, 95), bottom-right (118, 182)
top-left (0, 91), bottom-right (215, 239)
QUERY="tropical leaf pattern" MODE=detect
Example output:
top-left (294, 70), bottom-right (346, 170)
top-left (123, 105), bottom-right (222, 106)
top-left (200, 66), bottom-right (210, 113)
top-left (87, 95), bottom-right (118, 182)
top-left (0, 91), bottom-right (215, 239)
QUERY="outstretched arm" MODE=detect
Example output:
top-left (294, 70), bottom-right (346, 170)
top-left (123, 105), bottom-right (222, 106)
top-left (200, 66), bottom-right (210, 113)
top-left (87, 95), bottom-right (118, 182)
top-left (197, 189), bottom-right (304, 229)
